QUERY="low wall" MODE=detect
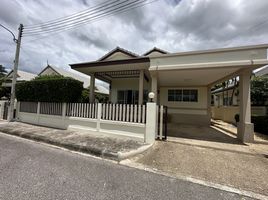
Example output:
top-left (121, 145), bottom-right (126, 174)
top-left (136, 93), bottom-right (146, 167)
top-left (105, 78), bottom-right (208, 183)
top-left (16, 102), bottom-right (157, 144)
top-left (211, 106), bottom-right (238, 124)
top-left (17, 111), bottom-right (146, 142)
top-left (211, 106), bottom-right (267, 124)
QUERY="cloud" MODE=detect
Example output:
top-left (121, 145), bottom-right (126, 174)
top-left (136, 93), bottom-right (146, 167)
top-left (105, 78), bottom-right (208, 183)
top-left (0, 0), bottom-right (268, 77)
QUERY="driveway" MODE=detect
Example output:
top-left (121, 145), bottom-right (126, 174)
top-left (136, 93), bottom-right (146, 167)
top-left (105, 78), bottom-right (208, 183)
top-left (133, 139), bottom-right (268, 197)
top-left (167, 123), bottom-right (239, 144)
top-left (0, 133), bottom-right (254, 200)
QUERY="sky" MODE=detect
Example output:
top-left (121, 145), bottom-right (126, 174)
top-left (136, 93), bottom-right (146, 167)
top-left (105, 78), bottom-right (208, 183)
top-left (1, 0), bottom-right (268, 75)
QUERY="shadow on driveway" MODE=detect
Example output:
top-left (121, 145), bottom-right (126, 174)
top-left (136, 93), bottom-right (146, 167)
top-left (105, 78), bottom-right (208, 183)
top-left (167, 123), bottom-right (241, 145)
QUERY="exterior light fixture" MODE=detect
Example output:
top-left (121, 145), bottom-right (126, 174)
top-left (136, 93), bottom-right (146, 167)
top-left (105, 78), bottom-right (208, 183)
top-left (148, 92), bottom-right (155, 102)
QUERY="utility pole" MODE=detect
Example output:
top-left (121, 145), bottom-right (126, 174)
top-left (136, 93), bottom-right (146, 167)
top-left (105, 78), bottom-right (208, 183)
top-left (8, 24), bottom-right (23, 121)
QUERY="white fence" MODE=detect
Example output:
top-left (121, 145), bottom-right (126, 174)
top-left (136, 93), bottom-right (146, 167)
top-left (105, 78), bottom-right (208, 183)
top-left (66, 103), bottom-right (98, 119)
top-left (101, 104), bottom-right (146, 123)
top-left (17, 102), bottom-right (158, 143)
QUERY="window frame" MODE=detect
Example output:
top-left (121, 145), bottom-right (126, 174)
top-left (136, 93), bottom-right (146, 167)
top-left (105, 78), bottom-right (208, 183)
top-left (168, 89), bottom-right (198, 102)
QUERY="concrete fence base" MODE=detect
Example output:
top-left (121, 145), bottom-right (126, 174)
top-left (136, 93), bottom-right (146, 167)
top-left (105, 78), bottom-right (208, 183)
top-left (16, 102), bottom-right (158, 144)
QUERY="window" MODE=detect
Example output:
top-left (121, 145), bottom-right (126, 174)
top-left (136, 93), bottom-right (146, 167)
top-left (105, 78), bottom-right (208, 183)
top-left (168, 90), bottom-right (182, 101)
top-left (168, 89), bottom-right (198, 102)
top-left (117, 90), bottom-right (140, 104)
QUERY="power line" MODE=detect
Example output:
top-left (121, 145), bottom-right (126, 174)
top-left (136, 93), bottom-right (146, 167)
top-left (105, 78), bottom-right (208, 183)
top-left (24, 0), bottom-right (138, 34)
top-left (24, 0), bottom-right (125, 31)
top-left (23, 0), bottom-right (146, 35)
top-left (22, 0), bottom-right (158, 44)
top-left (24, 0), bottom-right (113, 28)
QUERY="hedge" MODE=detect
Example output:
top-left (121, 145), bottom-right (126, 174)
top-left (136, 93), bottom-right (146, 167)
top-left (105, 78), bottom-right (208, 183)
top-left (251, 116), bottom-right (268, 135)
top-left (16, 77), bottom-right (83, 102)
top-left (234, 114), bottom-right (268, 135)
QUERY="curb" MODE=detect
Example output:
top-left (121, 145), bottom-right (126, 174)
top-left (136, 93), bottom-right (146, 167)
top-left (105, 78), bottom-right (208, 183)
top-left (118, 144), bottom-right (153, 161)
top-left (0, 128), bottom-right (150, 161)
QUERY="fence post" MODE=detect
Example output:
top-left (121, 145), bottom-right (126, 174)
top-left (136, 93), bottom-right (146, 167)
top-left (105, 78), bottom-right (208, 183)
top-left (145, 102), bottom-right (157, 144)
top-left (36, 102), bottom-right (40, 123)
top-left (62, 103), bottom-right (67, 117)
top-left (97, 103), bottom-right (102, 131)
top-left (15, 101), bottom-right (20, 120)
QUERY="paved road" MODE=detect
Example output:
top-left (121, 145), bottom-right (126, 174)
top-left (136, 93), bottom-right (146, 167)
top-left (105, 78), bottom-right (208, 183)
top-left (0, 133), bottom-right (254, 200)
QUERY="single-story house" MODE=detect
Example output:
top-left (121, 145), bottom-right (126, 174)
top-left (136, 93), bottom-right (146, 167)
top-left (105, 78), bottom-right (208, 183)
top-left (38, 65), bottom-right (109, 95)
top-left (70, 45), bottom-right (268, 143)
top-left (2, 69), bottom-right (37, 88)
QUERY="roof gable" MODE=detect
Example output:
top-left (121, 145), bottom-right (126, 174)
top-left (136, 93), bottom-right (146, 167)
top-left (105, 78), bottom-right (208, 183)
top-left (98, 47), bottom-right (139, 61)
top-left (38, 65), bottom-right (60, 76)
top-left (143, 47), bottom-right (168, 56)
top-left (6, 70), bottom-right (36, 81)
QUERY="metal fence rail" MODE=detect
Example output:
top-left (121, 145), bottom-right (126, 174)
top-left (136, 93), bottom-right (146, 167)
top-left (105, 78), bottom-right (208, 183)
top-left (40, 102), bottom-right (62, 116)
top-left (101, 103), bottom-right (146, 123)
top-left (66, 103), bottom-right (97, 119)
top-left (18, 102), bottom-right (147, 123)
top-left (20, 102), bottom-right (38, 113)
top-left (157, 105), bottom-right (167, 140)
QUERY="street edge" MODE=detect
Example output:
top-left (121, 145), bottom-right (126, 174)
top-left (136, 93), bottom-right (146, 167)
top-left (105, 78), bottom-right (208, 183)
top-left (120, 159), bottom-right (268, 200)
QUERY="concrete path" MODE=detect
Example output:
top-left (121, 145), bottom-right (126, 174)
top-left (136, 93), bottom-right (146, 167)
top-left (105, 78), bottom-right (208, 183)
top-left (0, 121), bottom-right (148, 161)
top-left (0, 133), bottom-right (255, 200)
top-left (132, 140), bottom-right (268, 197)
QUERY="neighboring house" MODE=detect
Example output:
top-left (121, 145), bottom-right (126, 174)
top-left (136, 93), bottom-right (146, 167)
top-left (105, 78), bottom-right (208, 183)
top-left (70, 44), bottom-right (268, 142)
top-left (38, 65), bottom-right (109, 95)
top-left (212, 65), bottom-right (268, 107)
top-left (2, 69), bottom-right (37, 88)
top-left (212, 82), bottom-right (239, 107)
top-left (254, 65), bottom-right (268, 76)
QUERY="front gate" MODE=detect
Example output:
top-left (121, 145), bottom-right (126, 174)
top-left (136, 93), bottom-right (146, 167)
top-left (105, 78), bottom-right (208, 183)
top-left (157, 105), bottom-right (167, 140)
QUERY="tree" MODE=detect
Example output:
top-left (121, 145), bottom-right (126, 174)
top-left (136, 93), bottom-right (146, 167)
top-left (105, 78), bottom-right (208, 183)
top-left (0, 65), bottom-right (8, 78)
top-left (0, 64), bottom-right (9, 98)
top-left (251, 76), bottom-right (268, 106)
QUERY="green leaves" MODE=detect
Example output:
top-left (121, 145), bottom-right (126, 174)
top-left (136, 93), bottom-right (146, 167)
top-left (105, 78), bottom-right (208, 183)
top-left (251, 76), bottom-right (268, 106)
top-left (15, 77), bottom-right (83, 102)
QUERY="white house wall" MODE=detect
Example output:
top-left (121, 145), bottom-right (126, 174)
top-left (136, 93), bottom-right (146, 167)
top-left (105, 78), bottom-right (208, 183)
top-left (159, 86), bottom-right (210, 125)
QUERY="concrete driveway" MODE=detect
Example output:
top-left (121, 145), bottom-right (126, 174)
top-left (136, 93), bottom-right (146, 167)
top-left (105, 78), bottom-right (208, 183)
top-left (167, 123), bottom-right (239, 144)
top-left (129, 123), bottom-right (268, 196)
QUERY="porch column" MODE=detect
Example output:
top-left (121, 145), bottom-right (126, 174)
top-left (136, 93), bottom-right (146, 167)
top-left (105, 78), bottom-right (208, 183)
top-left (138, 70), bottom-right (144, 105)
top-left (207, 86), bottom-right (212, 125)
top-left (151, 73), bottom-right (158, 103)
top-left (89, 73), bottom-right (95, 103)
top-left (237, 69), bottom-right (254, 143)
top-left (109, 83), bottom-right (112, 102)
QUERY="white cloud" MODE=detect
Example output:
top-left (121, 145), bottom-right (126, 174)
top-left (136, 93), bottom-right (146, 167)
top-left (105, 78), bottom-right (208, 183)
top-left (0, 0), bottom-right (268, 75)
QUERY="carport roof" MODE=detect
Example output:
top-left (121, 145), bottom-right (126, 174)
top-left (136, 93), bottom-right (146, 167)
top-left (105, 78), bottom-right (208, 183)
top-left (149, 44), bottom-right (268, 86)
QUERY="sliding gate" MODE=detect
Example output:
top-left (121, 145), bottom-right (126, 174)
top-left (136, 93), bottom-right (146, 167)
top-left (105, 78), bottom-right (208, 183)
top-left (157, 105), bottom-right (168, 140)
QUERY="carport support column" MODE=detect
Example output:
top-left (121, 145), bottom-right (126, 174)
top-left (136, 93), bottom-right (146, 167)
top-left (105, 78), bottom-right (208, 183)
top-left (138, 70), bottom-right (144, 105)
top-left (90, 73), bottom-right (95, 103)
top-left (237, 70), bottom-right (254, 143)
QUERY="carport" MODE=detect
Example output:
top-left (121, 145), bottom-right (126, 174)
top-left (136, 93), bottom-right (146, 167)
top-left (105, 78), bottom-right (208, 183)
top-left (149, 44), bottom-right (268, 143)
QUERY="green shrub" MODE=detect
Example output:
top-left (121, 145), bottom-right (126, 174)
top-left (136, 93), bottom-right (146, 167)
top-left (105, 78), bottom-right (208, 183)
top-left (234, 114), bottom-right (268, 135)
top-left (251, 116), bottom-right (268, 135)
top-left (16, 77), bottom-right (83, 102)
